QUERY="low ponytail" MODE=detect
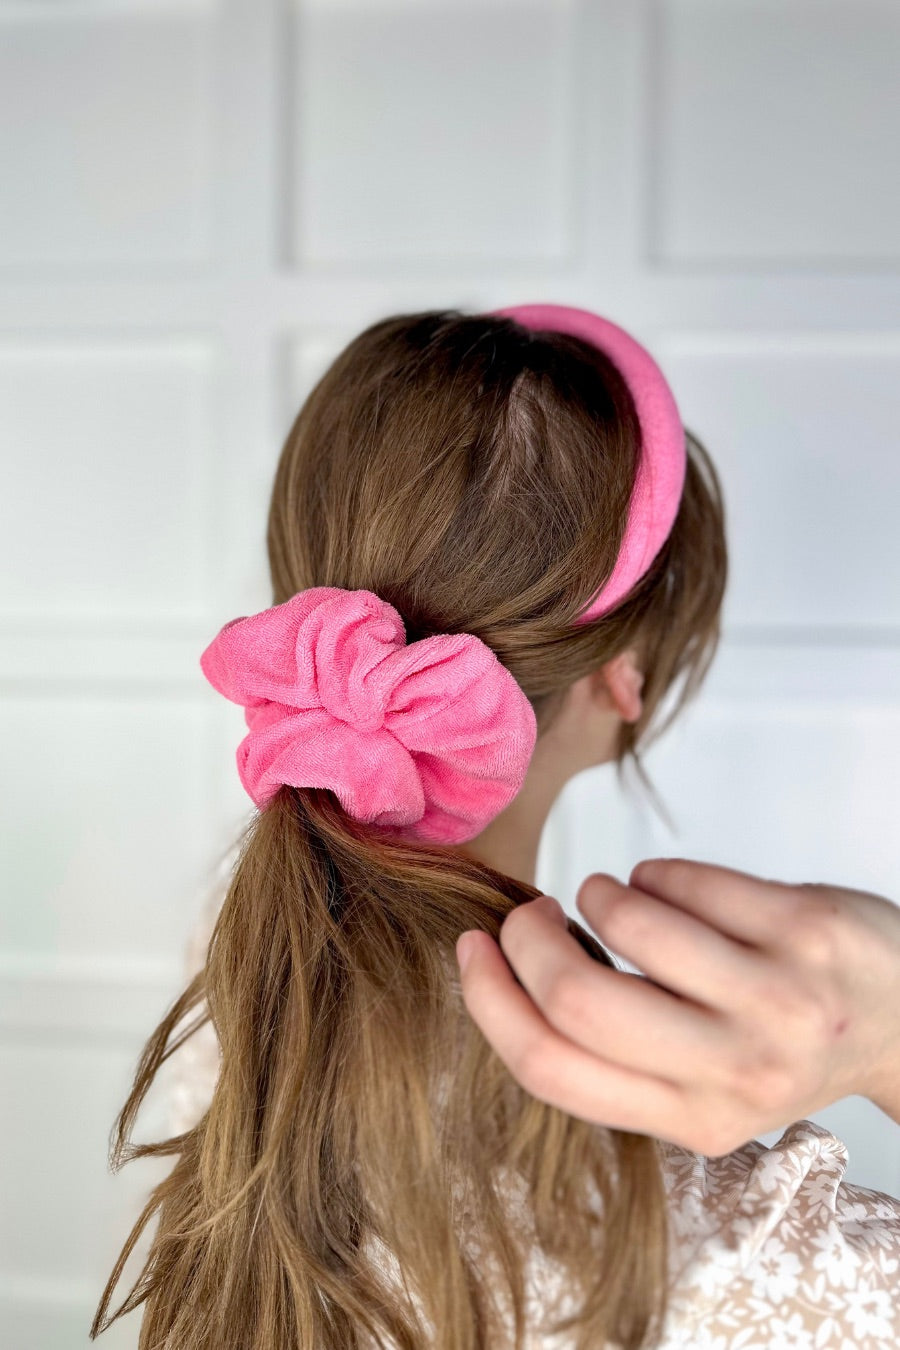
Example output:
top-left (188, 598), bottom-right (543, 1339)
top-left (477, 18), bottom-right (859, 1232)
top-left (93, 784), bottom-right (671, 1349)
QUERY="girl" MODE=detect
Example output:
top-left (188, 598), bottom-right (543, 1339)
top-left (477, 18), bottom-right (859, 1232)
top-left (92, 304), bottom-right (899, 1349)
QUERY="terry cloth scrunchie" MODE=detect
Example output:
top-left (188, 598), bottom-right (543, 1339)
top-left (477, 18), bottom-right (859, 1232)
top-left (199, 586), bottom-right (538, 845)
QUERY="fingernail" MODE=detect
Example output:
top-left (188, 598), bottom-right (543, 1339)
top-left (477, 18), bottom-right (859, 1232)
top-left (457, 932), bottom-right (478, 974)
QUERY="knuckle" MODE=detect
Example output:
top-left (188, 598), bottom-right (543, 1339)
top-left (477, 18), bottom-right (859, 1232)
top-left (784, 890), bottom-right (841, 964)
top-left (543, 970), bottom-right (586, 1028)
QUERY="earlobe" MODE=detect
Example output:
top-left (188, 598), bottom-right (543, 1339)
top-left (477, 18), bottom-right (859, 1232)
top-left (600, 651), bottom-right (644, 723)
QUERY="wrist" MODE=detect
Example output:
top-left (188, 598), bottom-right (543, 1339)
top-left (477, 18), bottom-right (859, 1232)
top-left (866, 1058), bottom-right (900, 1127)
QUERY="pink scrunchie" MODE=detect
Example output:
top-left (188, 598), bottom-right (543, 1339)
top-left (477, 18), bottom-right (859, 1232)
top-left (200, 587), bottom-right (538, 845)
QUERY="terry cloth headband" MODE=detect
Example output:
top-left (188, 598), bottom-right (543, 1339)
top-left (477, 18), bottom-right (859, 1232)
top-left (488, 302), bottom-right (686, 621)
top-left (199, 303), bottom-right (687, 844)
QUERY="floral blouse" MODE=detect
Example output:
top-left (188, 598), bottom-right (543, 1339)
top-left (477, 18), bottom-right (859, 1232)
top-left (170, 880), bottom-right (900, 1349)
top-left (652, 1118), bottom-right (900, 1348)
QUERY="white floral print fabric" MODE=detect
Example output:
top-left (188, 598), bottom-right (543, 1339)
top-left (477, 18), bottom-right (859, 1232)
top-left (653, 1119), bottom-right (900, 1349)
top-left (170, 877), bottom-right (900, 1349)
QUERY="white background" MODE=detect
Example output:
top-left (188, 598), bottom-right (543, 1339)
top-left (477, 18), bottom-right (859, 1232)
top-left (2, 0), bottom-right (899, 1345)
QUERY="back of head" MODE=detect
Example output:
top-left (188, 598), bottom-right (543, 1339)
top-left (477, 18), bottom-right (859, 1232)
top-left (94, 308), bottom-right (726, 1350)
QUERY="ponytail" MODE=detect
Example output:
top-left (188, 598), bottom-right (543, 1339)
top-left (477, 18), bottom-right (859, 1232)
top-left (93, 785), bottom-right (671, 1349)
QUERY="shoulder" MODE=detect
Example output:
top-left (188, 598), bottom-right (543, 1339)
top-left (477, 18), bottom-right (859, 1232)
top-left (656, 1118), bottom-right (900, 1348)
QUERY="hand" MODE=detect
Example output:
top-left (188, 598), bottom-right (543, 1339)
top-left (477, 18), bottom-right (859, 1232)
top-left (455, 859), bottom-right (900, 1156)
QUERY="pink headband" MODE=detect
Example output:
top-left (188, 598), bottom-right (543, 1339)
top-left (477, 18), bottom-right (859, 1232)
top-left (200, 304), bottom-right (686, 844)
top-left (489, 303), bottom-right (686, 621)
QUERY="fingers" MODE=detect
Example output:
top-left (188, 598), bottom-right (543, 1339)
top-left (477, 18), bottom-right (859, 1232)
top-left (455, 914), bottom-right (688, 1140)
top-left (497, 895), bottom-right (732, 1077)
top-left (575, 873), bottom-right (769, 1013)
top-left (623, 858), bottom-right (798, 950)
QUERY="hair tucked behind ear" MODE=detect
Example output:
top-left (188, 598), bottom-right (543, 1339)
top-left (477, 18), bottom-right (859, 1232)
top-left (92, 309), bottom-right (726, 1350)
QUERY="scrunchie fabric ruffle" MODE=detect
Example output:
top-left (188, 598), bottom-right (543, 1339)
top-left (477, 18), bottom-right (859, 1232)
top-left (199, 587), bottom-right (538, 845)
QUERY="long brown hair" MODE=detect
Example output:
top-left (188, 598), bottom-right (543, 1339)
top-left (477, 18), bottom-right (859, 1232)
top-left (92, 309), bottom-right (726, 1349)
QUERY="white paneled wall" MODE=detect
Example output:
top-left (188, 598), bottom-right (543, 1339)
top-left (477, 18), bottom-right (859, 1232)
top-left (0, 342), bottom-right (218, 621)
top-left (291, 0), bottom-right (580, 266)
top-left (0, 0), bottom-right (217, 272)
top-left (649, 0), bottom-right (900, 265)
top-left (2, 0), bottom-right (900, 1346)
top-left (657, 334), bottom-right (900, 630)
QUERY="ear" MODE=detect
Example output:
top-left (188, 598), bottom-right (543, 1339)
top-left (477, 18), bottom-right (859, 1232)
top-left (595, 650), bottom-right (644, 723)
